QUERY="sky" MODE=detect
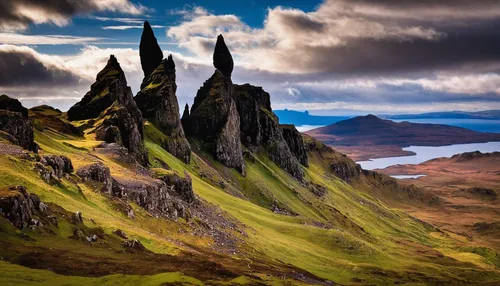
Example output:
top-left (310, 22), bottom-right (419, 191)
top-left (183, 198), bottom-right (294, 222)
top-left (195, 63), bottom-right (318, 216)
top-left (1, 0), bottom-right (500, 115)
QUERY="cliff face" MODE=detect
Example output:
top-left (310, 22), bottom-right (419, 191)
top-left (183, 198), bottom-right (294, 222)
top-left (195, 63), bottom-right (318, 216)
top-left (187, 70), bottom-right (245, 174)
top-left (135, 56), bottom-right (191, 163)
top-left (281, 124), bottom-right (309, 167)
top-left (233, 84), bottom-right (305, 180)
top-left (139, 21), bottom-right (163, 78)
top-left (68, 55), bottom-right (148, 166)
top-left (0, 95), bottom-right (38, 152)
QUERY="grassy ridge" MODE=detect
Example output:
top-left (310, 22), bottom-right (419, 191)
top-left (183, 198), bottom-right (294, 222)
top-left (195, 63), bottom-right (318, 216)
top-left (0, 117), bottom-right (498, 285)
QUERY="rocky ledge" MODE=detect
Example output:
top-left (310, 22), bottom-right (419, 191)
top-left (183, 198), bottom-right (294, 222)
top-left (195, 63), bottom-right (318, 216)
top-left (0, 95), bottom-right (38, 152)
top-left (0, 186), bottom-right (46, 229)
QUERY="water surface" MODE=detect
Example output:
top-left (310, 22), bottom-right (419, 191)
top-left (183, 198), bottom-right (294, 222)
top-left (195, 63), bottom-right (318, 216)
top-left (358, 141), bottom-right (500, 170)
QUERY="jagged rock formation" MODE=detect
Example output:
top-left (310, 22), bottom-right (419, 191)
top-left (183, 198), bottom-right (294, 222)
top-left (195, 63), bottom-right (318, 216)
top-left (213, 34), bottom-right (234, 79)
top-left (186, 71), bottom-right (245, 174)
top-left (139, 21), bottom-right (163, 78)
top-left (0, 186), bottom-right (44, 229)
top-left (281, 124), bottom-right (309, 166)
top-left (181, 103), bottom-right (189, 122)
top-left (135, 55), bottom-right (191, 163)
top-left (233, 84), bottom-right (304, 180)
top-left (68, 55), bottom-right (148, 166)
top-left (157, 172), bottom-right (194, 203)
top-left (0, 95), bottom-right (38, 152)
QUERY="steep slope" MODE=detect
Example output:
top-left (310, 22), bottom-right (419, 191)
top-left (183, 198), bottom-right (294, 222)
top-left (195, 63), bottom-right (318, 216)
top-left (135, 55), bottom-right (191, 163)
top-left (67, 55), bottom-right (148, 166)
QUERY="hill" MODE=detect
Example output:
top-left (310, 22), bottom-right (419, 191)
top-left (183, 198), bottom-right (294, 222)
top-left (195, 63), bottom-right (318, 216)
top-left (306, 114), bottom-right (500, 160)
top-left (274, 109), bottom-right (349, 126)
top-left (0, 26), bottom-right (499, 285)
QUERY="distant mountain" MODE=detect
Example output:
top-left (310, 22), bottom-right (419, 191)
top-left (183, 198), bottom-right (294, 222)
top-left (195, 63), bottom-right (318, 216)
top-left (306, 114), bottom-right (500, 147)
top-left (386, 110), bottom-right (500, 120)
top-left (274, 109), bottom-right (349, 126)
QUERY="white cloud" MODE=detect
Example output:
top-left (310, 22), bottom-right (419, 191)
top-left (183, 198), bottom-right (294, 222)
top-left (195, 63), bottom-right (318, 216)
top-left (102, 25), bottom-right (164, 30)
top-left (0, 32), bottom-right (104, 45)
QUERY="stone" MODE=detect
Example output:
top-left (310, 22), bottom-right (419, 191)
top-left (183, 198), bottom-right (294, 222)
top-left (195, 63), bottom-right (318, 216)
top-left (96, 125), bottom-right (122, 145)
top-left (135, 56), bottom-right (191, 163)
top-left (213, 35), bottom-right (234, 78)
top-left (0, 109), bottom-right (38, 152)
top-left (122, 239), bottom-right (146, 251)
top-left (39, 155), bottom-right (74, 179)
top-left (140, 21), bottom-right (164, 78)
top-left (73, 211), bottom-right (83, 224)
top-left (112, 229), bottom-right (128, 239)
top-left (0, 186), bottom-right (42, 229)
top-left (158, 171), bottom-right (194, 203)
top-left (76, 162), bottom-right (113, 194)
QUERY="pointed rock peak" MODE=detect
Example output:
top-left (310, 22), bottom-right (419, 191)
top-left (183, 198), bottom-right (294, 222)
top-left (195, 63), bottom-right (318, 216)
top-left (96, 54), bottom-right (124, 81)
top-left (213, 34), bottom-right (234, 78)
top-left (166, 54), bottom-right (175, 72)
top-left (140, 21), bottom-right (164, 78)
top-left (182, 103), bottom-right (189, 119)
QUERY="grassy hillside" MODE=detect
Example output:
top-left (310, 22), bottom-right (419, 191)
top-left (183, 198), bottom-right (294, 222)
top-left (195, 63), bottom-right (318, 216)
top-left (0, 107), bottom-right (499, 285)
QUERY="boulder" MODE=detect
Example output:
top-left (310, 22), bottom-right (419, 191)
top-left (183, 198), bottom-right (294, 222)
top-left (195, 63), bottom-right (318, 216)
top-left (135, 56), bottom-right (191, 163)
top-left (112, 229), bottom-right (128, 239)
top-left (68, 55), bottom-right (148, 166)
top-left (0, 186), bottom-right (42, 229)
top-left (158, 171), bottom-right (194, 203)
top-left (139, 21), bottom-right (163, 78)
top-left (39, 155), bottom-right (73, 179)
top-left (76, 162), bottom-right (113, 194)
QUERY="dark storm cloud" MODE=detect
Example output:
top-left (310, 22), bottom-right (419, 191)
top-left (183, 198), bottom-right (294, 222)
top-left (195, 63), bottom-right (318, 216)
top-left (0, 47), bottom-right (81, 87)
top-left (0, 0), bottom-right (145, 30)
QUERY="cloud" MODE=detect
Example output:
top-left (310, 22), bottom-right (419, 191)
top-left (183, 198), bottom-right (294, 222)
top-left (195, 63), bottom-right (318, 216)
top-left (167, 1), bottom-right (500, 77)
top-left (102, 25), bottom-right (165, 30)
top-left (0, 0), bottom-right (148, 31)
top-left (0, 45), bottom-right (82, 87)
top-left (0, 32), bottom-right (104, 45)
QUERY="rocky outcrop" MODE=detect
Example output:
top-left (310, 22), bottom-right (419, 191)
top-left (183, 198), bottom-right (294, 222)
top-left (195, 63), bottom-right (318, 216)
top-left (0, 186), bottom-right (44, 229)
top-left (68, 55), bottom-right (148, 166)
top-left (76, 162), bottom-right (113, 194)
top-left (40, 155), bottom-right (73, 179)
top-left (135, 56), bottom-right (191, 163)
top-left (281, 124), bottom-right (308, 166)
top-left (0, 110), bottom-right (39, 153)
top-left (0, 94), bottom-right (28, 117)
top-left (158, 172), bottom-right (194, 203)
top-left (186, 71), bottom-right (245, 174)
top-left (139, 21), bottom-right (163, 78)
top-left (232, 84), bottom-right (304, 180)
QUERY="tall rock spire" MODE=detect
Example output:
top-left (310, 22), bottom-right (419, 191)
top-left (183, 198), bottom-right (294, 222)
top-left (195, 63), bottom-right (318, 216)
top-left (213, 35), bottom-right (234, 79)
top-left (140, 21), bottom-right (163, 78)
top-left (135, 55), bottom-right (191, 163)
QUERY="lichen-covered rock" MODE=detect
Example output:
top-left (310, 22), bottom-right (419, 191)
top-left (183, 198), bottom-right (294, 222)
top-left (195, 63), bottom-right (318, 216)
top-left (213, 34), bottom-right (234, 79)
top-left (76, 162), bottom-right (113, 194)
top-left (187, 71), bottom-right (245, 174)
top-left (281, 124), bottom-right (308, 166)
top-left (0, 186), bottom-right (42, 229)
top-left (158, 171), bottom-right (194, 203)
top-left (139, 21), bottom-right (163, 78)
top-left (0, 95), bottom-right (38, 152)
top-left (40, 155), bottom-right (73, 179)
top-left (68, 55), bottom-right (148, 166)
top-left (135, 56), bottom-right (191, 163)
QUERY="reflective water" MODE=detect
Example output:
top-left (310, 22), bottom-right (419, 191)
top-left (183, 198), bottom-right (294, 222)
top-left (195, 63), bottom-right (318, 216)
top-left (390, 175), bottom-right (426, 179)
top-left (358, 141), bottom-right (500, 170)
